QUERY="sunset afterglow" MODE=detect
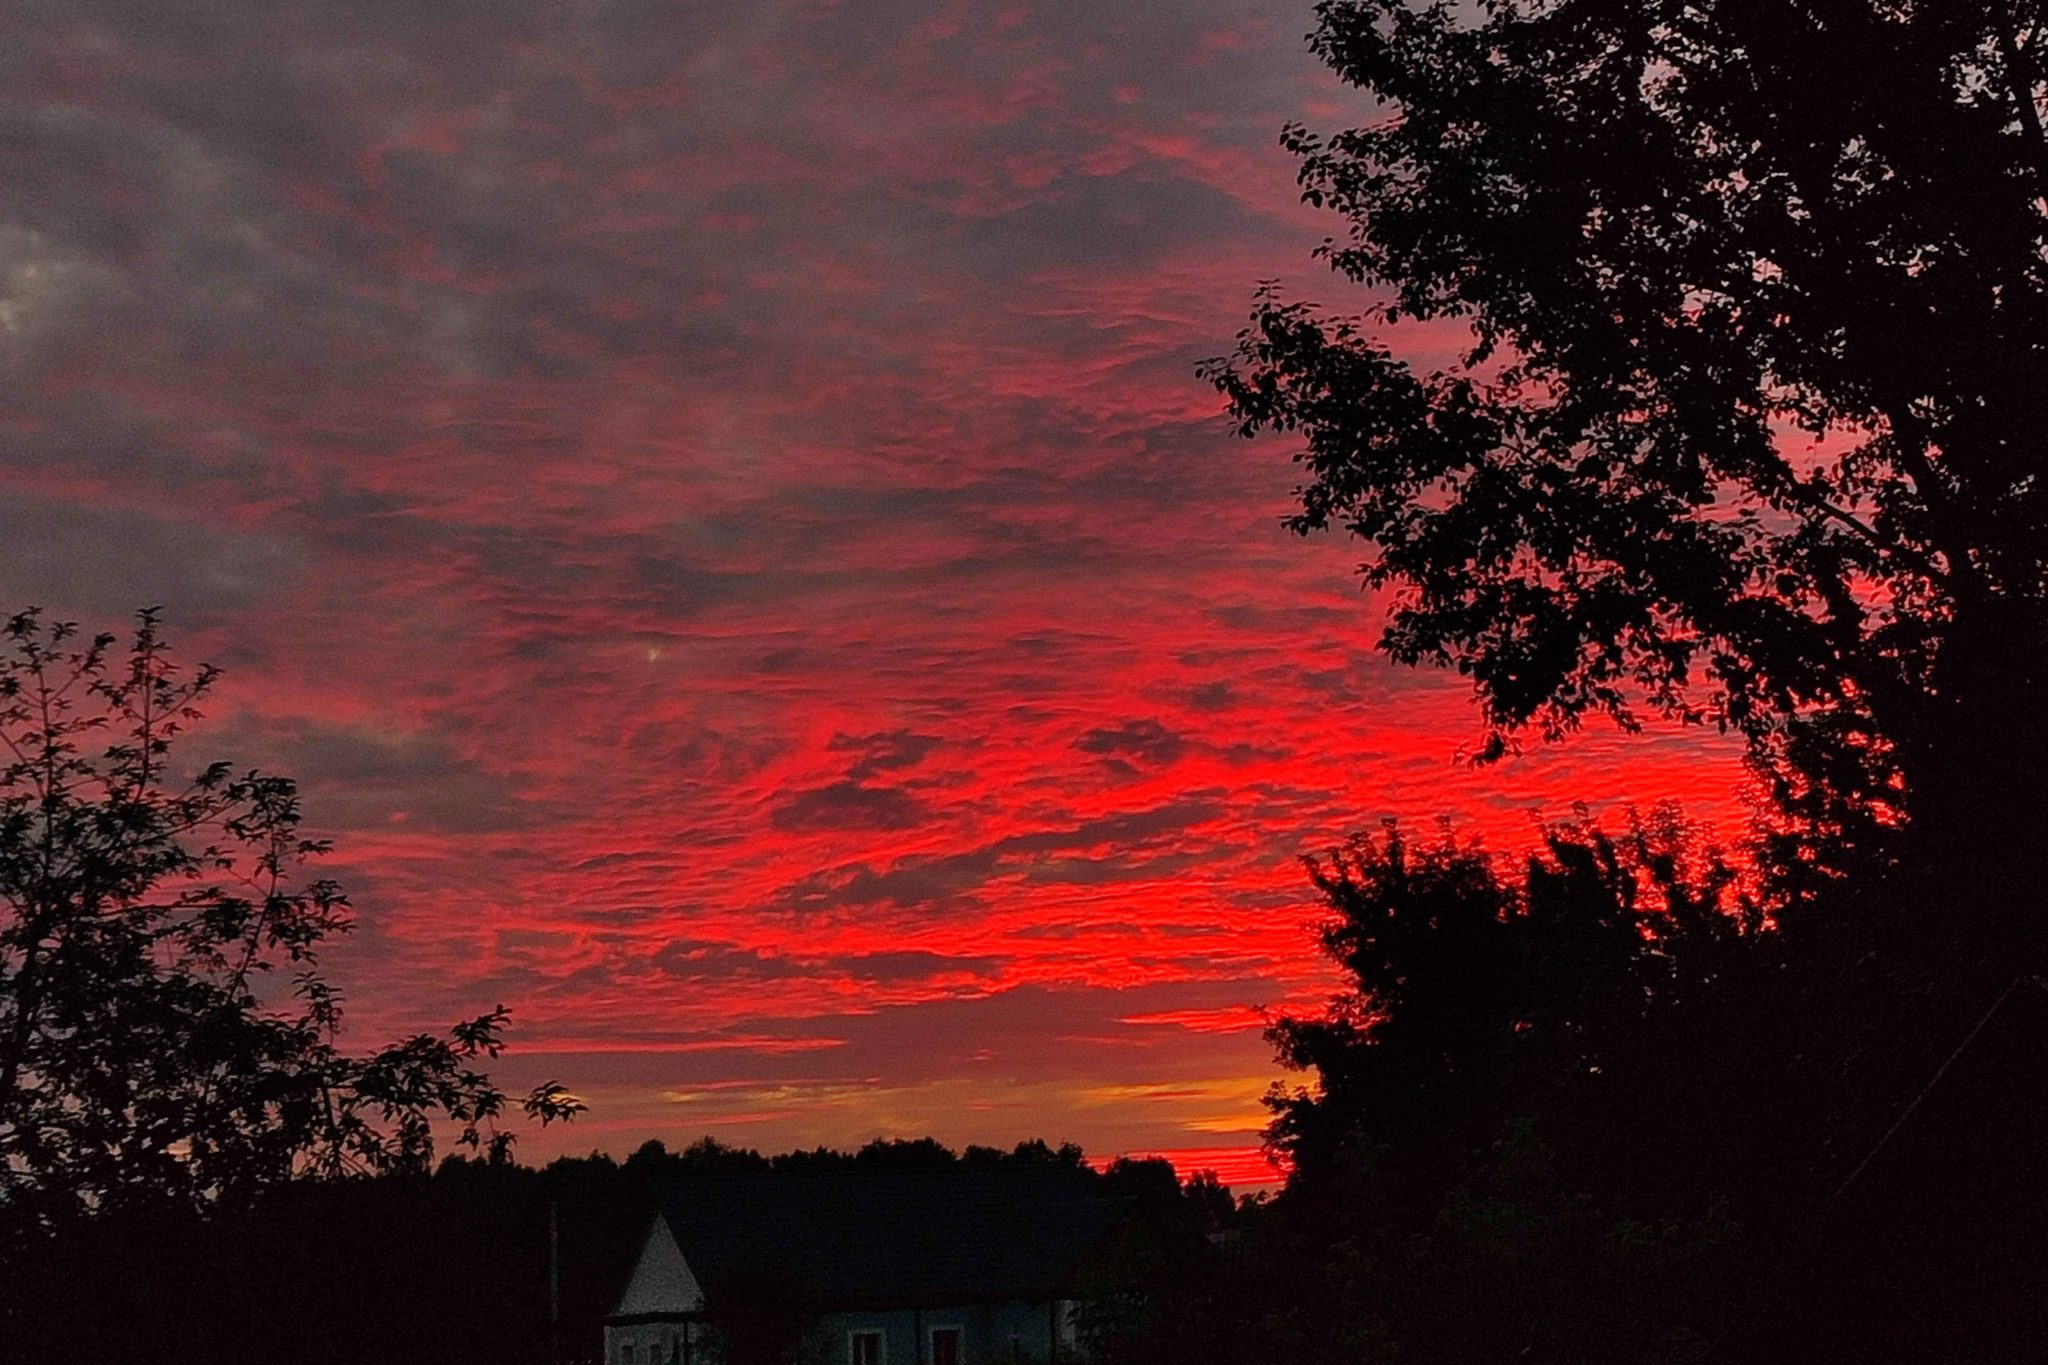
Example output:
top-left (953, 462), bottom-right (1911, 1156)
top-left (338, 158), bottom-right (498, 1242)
top-left (3, 1), bottom-right (1752, 1179)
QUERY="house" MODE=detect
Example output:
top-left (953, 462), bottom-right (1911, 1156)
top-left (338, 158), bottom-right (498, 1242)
top-left (604, 1164), bottom-right (1128, 1365)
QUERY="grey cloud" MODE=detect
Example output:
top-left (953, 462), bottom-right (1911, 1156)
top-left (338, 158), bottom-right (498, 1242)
top-left (781, 795), bottom-right (1225, 910)
top-left (0, 0), bottom-right (1373, 1099)
top-left (6, 0), bottom-right (1315, 384)
top-left (653, 941), bottom-right (809, 982)
top-left (841, 950), bottom-right (999, 984)
top-left (771, 780), bottom-right (929, 833)
top-left (1075, 718), bottom-right (1187, 767)
top-left (938, 173), bottom-right (1269, 280)
top-left (827, 728), bottom-right (943, 781)
top-left (648, 941), bottom-right (995, 989)
top-left (0, 493), bottom-right (297, 621)
top-left (491, 980), bottom-right (1283, 1097)
top-left (276, 724), bottom-right (543, 835)
top-left (631, 555), bottom-right (779, 616)
top-left (1004, 796), bottom-right (1227, 855)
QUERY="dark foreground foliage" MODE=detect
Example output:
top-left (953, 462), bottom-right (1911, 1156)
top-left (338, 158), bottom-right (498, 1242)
top-left (1093, 816), bottom-right (2048, 1364)
top-left (1169, 3), bottom-right (2048, 1356)
top-left (0, 609), bottom-right (580, 1248)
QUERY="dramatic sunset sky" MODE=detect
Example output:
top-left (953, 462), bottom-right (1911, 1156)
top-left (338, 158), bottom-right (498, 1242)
top-left (5, 0), bottom-right (1752, 1185)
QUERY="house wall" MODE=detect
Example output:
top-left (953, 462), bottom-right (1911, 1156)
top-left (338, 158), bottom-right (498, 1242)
top-left (607, 1299), bottom-right (1081, 1365)
top-left (607, 1318), bottom-right (700, 1365)
top-left (811, 1299), bottom-right (1077, 1365)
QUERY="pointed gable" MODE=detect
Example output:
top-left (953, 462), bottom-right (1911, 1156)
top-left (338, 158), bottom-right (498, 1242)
top-left (613, 1213), bottom-right (705, 1316)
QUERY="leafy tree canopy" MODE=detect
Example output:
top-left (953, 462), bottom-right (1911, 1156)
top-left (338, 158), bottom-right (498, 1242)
top-left (0, 609), bottom-right (580, 1243)
top-left (1204, 0), bottom-right (2048, 902)
top-left (1266, 810), bottom-right (1764, 1186)
top-left (1237, 813), bottom-right (1779, 1362)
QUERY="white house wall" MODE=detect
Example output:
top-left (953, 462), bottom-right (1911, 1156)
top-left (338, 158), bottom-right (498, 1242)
top-left (608, 1320), bottom-right (701, 1365)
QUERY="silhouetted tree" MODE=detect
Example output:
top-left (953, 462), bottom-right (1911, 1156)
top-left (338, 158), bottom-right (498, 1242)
top-left (1201, 25), bottom-right (2048, 1318)
top-left (1200, 814), bottom-right (1774, 1363)
top-left (1203, 1), bottom-right (2048, 929)
top-left (1268, 812), bottom-right (1759, 1180)
top-left (0, 609), bottom-right (580, 1246)
top-left (998, 1136), bottom-right (1092, 1167)
top-left (1179, 1169), bottom-right (1236, 1237)
top-left (624, 1135), bottom-right (774, 1180)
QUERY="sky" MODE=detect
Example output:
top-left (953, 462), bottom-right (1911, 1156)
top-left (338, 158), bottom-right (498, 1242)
top-left (4, 0), bottom-right (1752, 1188)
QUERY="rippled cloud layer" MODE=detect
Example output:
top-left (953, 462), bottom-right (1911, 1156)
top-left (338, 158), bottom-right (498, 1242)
top-left (3, 0), bottom-right (1749, 1179)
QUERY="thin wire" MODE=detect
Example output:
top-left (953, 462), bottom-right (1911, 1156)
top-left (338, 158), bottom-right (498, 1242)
top-left (1697, 972), bottom-right (2042, 1360)
top-left (1822, 972), bottom-right (2035, 1209)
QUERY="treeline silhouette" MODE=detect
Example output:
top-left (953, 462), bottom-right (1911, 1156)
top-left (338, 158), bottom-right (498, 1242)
top-left (0, 1136), bottom-right (1236, 1365)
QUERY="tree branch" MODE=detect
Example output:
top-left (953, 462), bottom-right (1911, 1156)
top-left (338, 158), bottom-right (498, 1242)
top-left (1999, 12), bottom-right (2048, 207)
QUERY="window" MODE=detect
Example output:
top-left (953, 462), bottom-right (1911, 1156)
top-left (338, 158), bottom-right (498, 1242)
top-left (929, 1327), bottom-right (962, 1365)
top-left (850, 1330), bottom-right (885, 1365)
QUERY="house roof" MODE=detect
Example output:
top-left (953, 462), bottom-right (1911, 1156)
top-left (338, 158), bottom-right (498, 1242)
top-left (646, 1165), bottom-right (1127, 1311)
